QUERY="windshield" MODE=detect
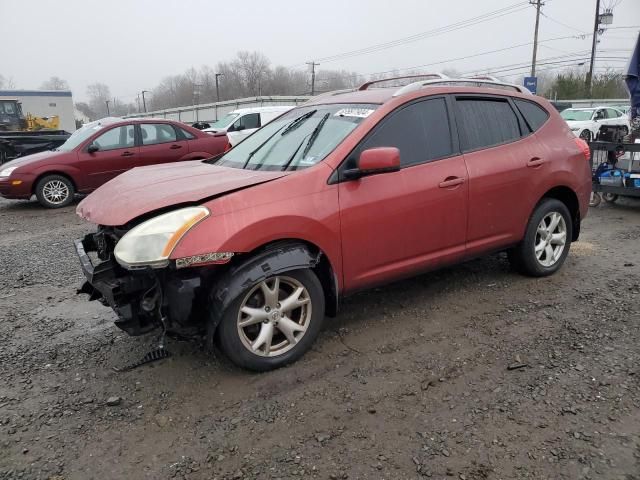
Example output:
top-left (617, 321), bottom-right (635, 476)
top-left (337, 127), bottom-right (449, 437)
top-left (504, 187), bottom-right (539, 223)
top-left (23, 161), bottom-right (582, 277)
top-left (215, 104), bottom-right (379, 171)
top-left (208, 113), bottom-right (239, 129)
top-left (561, 109), bottom-right (594, 121)
top-left (57, 121), bottom-right (107, 151)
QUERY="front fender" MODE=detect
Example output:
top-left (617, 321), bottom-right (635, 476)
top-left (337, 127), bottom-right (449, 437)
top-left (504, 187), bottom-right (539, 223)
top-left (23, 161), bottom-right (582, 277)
top-left (207, 242), bottom-right (319, 337)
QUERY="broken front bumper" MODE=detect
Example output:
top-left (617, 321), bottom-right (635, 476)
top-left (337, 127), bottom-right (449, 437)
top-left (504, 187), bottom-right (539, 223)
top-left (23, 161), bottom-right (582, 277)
top-left (74, 233), bottom-right (201, 336)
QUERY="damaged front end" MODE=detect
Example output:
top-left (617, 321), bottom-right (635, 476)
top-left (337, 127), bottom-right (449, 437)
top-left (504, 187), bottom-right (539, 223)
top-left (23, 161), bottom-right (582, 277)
top-left (75, 227), bottom-right (204, 336)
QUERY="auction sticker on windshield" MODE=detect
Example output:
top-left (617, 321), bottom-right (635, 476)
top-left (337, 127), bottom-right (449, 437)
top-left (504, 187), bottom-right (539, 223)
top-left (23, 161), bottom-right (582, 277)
top-left (334, 108), bottom-right (375, 118)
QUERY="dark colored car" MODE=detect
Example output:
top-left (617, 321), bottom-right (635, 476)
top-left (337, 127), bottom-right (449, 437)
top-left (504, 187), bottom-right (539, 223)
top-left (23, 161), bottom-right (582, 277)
top-left (0, 117), bottom-right (229, 208)
top-left (75, 76), bottom-right (592, 371)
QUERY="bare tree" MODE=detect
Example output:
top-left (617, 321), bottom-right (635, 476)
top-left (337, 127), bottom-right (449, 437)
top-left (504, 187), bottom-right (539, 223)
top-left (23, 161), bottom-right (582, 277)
top-left (0, 75), bottom-right (16, 89)
top-left (86, 83), bottom-right (112, 118)
top-left (40, 76), bottom-right (69, 90)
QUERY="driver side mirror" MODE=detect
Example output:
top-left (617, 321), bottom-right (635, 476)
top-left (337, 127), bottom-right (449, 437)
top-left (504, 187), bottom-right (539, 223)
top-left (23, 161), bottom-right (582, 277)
top-left (344, 147), bottom-right (401, 180)
top-left (87, 144), bottom-right (99, 153)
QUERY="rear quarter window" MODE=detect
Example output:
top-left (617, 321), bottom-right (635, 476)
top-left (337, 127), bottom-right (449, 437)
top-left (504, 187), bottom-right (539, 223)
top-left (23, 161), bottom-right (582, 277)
top-left (514, 99), bottom-right (550, 132)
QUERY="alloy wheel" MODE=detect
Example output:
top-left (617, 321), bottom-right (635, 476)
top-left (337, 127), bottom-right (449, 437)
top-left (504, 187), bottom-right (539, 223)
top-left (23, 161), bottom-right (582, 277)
top-left (236, 276), bottom-right (312, 357)
top-left (534, 212), bottom-right (567, 267)
top-left (42, 180), bottom-right (70, 205)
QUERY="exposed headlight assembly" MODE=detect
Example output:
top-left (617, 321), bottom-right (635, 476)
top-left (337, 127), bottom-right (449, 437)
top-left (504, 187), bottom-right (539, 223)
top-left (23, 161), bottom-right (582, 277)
top-left (114, 206), bottom-right (209, 269)
top-left (0, 167), bottom-right (17, 178)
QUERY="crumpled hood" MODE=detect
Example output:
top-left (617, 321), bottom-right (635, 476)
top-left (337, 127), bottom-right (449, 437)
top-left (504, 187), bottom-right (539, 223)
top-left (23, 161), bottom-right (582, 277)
top-left (1, 150), bottom-right (70, 171)
top-left (76, 160), bottom-right (287, 226)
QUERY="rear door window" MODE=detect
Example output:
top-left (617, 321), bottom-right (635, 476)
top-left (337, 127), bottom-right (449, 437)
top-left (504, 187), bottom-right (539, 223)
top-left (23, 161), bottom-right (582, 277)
top-left (606, 108), bottom-right (621, 119)
top-left (514, 99), bottom-right (549, 132)
top-left (354, 97), bottom-right (454, 167)
top-left (455, 98), bottom-right (521, 151)
top-left (140, 123), bottom-right (178, 145)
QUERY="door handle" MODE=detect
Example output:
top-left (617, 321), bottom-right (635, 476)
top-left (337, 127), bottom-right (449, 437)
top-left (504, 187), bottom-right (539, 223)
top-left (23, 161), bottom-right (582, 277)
top-left (439, 176), bottom-right (465, 188)
top-left (527, 157), bottom-right (545, 167)
top-left (121, 151), bottom-right (135, 157)
top-left (170, 144), bottom-right (182, 150)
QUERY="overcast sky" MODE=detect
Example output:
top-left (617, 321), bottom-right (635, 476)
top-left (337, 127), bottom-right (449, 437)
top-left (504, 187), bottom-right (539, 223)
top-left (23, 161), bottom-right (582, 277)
top-left (1, 0), bottom-right (638, 102)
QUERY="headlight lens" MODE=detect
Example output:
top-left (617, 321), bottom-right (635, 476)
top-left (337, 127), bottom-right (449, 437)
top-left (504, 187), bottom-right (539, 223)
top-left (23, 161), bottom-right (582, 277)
top-left (114, 206), bottom-right (209, 269)
top-left (0, 167), bottom-right (17, 178)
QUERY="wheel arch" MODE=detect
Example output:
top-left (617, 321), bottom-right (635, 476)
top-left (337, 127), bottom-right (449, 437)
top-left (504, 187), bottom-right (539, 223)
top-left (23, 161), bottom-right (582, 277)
top-left (539, 185), bottom-right (581, 241)
top-left (207, 238), bottom-right (339, 340)
top-left (32, 171), bottom-right (78, 195)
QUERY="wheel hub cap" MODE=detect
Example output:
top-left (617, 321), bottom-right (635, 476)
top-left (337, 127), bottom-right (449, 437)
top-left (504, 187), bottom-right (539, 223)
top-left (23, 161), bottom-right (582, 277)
top-left (534, 212), bottom-right (567, 267)
top-left (237, 276), bottom-right (312, 357)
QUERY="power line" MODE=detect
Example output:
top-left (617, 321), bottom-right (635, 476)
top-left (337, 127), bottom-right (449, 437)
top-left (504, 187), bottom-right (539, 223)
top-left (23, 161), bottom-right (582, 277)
top-left (319, 33), bottom-right (593, 83)
top-left (289, 2), bottom-right (530, 67)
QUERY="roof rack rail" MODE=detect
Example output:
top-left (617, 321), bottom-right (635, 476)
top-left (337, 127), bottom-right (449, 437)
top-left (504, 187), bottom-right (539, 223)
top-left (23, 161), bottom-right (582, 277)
top-left (393, 77), bottom-right (532, 96)
top-left (358, 73), bottom-right (449, 91)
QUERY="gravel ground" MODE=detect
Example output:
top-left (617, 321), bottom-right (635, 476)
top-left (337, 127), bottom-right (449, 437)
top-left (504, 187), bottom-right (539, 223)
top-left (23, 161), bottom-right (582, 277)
top-left (0, 195), bottom-right (639, 480)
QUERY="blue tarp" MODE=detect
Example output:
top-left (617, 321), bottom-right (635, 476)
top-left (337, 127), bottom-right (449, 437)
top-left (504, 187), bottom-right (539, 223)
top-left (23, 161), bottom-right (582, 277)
top-left (625, 32), bottom-right (640, 120)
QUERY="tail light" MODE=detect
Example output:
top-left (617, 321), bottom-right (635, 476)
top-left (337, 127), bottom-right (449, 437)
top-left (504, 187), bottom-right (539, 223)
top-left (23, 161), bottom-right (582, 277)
top-left (224, 142), bottom-right (232, 152)
top-left (574, 137), bottom-right (590, 161)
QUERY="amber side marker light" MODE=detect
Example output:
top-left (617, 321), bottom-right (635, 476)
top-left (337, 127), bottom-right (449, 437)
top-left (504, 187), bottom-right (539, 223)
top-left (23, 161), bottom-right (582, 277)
top-left (160, 210), bottom-right (209, 257)
top-left (11, 180), bottom-right (22, 185)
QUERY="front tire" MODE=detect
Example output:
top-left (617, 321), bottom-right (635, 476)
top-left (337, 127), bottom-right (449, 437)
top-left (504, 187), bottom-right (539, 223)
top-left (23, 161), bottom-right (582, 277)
top-left (35, 175), bottom-right (75, 208)
top-left (214, 269), bottom-right (325, 371)
top-left (509, 198), bottom-right (572, 277)
top-left (602, 193), bottom-right (618, 203)
top-left (579, 130), bottom-right (591, 142)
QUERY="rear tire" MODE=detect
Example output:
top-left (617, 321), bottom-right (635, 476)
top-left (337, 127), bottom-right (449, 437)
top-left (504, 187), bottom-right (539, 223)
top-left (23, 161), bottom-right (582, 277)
top-left (35, 174), bottom-right (75, 208)
top-left (213, 269), bottom-right (325, 371)
top-left (602, 193), bottom-right (618, 203)
top-left (508, 198), bottom-right (572, 277)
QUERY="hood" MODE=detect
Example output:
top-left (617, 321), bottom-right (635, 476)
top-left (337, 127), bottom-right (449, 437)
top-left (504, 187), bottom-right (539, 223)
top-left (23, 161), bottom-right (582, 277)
top-left (1, 150), bottom-right (70, 171)
top-left (76, 160), bottom-right (287, 226)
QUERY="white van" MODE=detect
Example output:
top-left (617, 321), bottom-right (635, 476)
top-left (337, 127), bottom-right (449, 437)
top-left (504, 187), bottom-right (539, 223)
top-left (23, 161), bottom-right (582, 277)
top-left (203, 106), bottom-right (293, 145)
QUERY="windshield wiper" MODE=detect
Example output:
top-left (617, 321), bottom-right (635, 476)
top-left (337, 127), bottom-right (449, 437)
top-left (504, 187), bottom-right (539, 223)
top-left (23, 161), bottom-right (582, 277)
top-left (300, 113), bottom-right (330, 160)
top-left (241, 110), bottom-right (318, 169)
top-left (281, 113), bottom-right (330, 172)
top-left (280, 109), bottom-right (317, 136)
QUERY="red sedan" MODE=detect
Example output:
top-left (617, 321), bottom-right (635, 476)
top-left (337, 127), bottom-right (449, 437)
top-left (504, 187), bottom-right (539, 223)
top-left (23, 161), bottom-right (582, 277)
top-left (0, 118), bottom-right (228, 208)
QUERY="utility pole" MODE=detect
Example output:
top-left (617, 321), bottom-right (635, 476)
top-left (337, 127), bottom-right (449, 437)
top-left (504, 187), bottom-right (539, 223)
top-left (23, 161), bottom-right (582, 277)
top-left (307, 61), bottom-right (320, 96)
top-left (215, 73), bottom-right (223, 102)
top-left (530, 0), bottom-right (543, 77)
top-left (105, 100), bottom-right (110, 116)
top-left (136, 94), bottom-right (141, 113)
top-left (141, 90), bottom-right (148, 113)
top-left (586, 0), bottom-right (602, 96)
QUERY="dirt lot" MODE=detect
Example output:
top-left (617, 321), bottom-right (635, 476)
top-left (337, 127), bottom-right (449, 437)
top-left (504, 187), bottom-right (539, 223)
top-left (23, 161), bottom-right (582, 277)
top-left (0, 195), bottom-right (639, 480)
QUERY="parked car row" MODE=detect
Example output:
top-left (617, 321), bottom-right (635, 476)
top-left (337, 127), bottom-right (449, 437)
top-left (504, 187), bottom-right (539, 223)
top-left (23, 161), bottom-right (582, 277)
top-left (73, 76), bottom-right (592, 371)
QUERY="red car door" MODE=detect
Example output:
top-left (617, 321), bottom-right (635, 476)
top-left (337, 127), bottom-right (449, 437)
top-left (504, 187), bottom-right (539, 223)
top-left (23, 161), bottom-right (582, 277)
top-left (454, 96), bottom-right (545, 256)
top-left (78, 124), bottom-right (139, 190)
top-left (138, 123), bottom-right (188, 166)
top-left (338, 97), bottom-right (468, 292)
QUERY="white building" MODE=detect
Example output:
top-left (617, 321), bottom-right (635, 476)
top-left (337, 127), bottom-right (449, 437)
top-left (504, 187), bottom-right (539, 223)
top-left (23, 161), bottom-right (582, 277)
top-left (0, 89), bottom-right (76, 132)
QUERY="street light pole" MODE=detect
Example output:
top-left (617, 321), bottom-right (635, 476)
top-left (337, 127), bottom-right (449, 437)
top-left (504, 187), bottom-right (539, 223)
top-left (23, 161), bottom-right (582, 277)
top-left (141, 90), bottom-right (149, 113)
top-left (215, 73), bottom-right (223, 102)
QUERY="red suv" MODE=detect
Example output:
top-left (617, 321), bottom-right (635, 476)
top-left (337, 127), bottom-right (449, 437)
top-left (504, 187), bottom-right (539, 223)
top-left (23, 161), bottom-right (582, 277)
top-left (0, 118), bottom-right (228, 208)
top-left (75, 76), bottom-right (591, 371)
